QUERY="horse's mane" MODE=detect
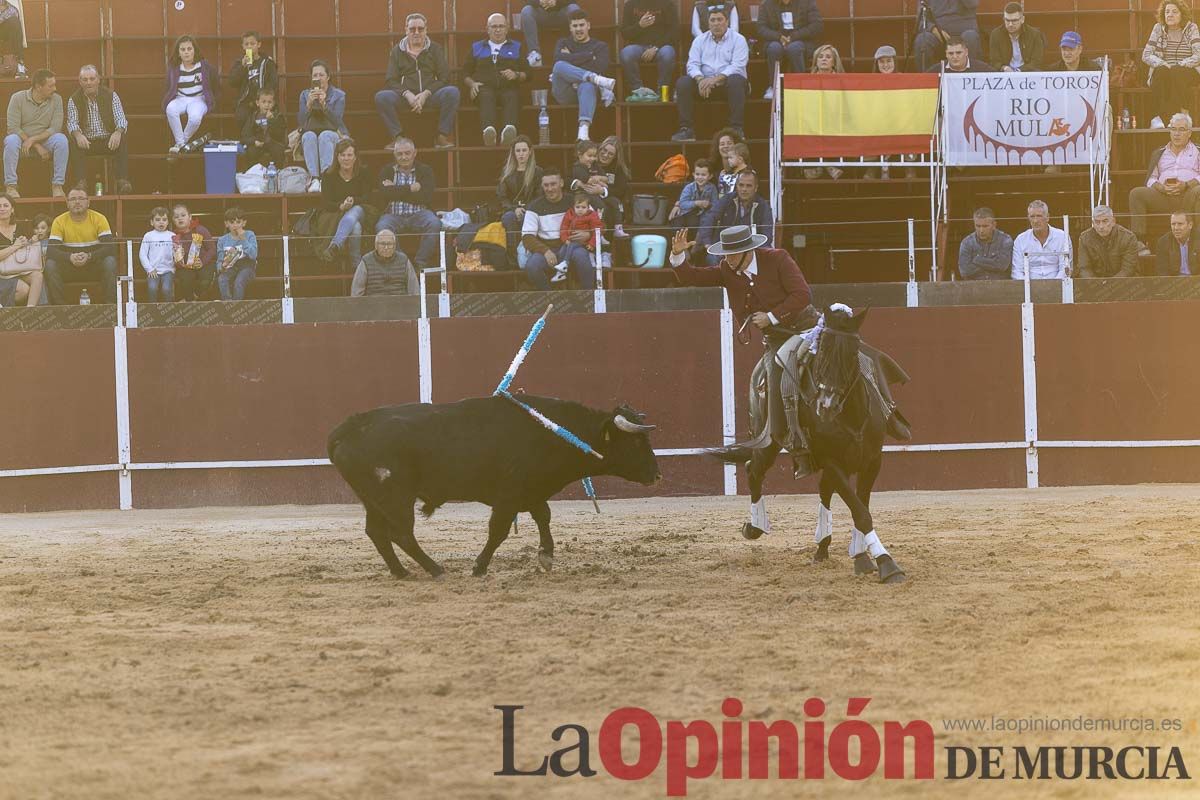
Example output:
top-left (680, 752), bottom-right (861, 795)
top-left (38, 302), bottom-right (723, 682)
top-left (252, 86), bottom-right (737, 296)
top-left (812, 316), bottom-right (860, 394)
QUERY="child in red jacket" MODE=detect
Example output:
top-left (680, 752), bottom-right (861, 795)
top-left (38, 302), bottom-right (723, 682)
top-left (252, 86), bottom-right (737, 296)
top-left (555, 192), bottom-right (604, 282)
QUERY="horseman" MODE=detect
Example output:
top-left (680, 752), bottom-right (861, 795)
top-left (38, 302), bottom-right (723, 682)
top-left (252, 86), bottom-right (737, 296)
top-left (669, 225), bottom-right (822, 474)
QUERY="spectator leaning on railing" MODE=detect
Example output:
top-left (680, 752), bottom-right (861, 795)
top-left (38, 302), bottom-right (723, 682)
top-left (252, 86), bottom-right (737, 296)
top-left (757, 0), bottom-right (823, 99)
top-left (4, 68), bottom-right (67, 199)
top-left (1141, 0), bottom-right (1200, 130)
top-left (914, 0), bottom-right (983, 72)
top-left (1011, 200), bottom-right (1071, 280)
top-left (1127, 111), bottom-right (1200, 253)
top-left (375, 136), bottom-right (440, 271)
top-left (67, 65), bottom-right (131, 194)
top-left (297, 60), bottom-right (348, 193)
top-left (1155, 210), bottom-right (1200, 275)
top-left (463, 14), bottom-right (528, 147)
top-left (671, 5), bottom-right (749, 143)
top-left (44, 186), bottom-right (117, 304)
top-left (957, 207), bottom-right (1014, 280)
top-left (1077, 205), bottom-right (1139, 278)
top-left (376, 13), bottom-right (460, 149)
top-left (351, 230), bottom-right (419, 297)
top-left (989, 2), bottom-right (1044, 73)
top-left (619, 0), bottom-right (679, 102)
top-left (550, 9), bottom-right (617, 143)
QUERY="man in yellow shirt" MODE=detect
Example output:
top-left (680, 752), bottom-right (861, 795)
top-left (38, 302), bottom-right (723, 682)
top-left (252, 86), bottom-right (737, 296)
top-left (45, 186), bottom-right (117, 303)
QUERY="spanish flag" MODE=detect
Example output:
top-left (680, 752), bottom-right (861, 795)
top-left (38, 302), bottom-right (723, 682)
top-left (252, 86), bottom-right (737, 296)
top-left (781, 73), bottom-right (940, 158)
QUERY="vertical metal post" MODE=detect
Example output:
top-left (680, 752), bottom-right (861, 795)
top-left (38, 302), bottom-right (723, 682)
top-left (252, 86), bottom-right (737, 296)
top-left (593, 227), bottom-right (606, 313)
top-left (281, 235), bottom-right (294, 323)
top-left (719, 305), bottom-right (737, 495)
top-left (906, 218), bottom-right (919, 307)
top-left (437, 230), bottom-right (450, 317)
top-left (114, 276), bottom-right (133, 509)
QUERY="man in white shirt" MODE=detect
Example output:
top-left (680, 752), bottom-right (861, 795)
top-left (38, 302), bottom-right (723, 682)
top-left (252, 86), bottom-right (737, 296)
top-left (671, 6), bottom-right (749, 142)
top-left (1011, 199), bottom-right (1071, 280)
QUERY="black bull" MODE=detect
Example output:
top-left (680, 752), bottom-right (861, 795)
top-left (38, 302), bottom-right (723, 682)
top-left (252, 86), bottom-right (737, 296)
top-left (328, 396), bottom-right (660, 578)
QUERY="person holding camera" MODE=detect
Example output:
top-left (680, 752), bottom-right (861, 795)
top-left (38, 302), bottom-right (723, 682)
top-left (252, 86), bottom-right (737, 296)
top-left (913, 0), bottom-right (982, 72)
top-left (297, 59), bottom-right (348, 193)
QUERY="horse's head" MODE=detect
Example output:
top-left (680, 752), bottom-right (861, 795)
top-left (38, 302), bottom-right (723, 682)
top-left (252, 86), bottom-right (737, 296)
top-left (812, 305), bottom-right (868, 421)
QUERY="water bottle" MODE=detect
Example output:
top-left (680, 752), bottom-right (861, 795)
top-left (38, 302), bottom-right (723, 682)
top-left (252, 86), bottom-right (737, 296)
top-left (538, 107), bottom-right (550, 146)
top-left (79, 289), bottom-right (91, 305)
top-left (266, 161), bottom-right (278, 194)
top-left (1121, 107), bottom-right (1131, 130)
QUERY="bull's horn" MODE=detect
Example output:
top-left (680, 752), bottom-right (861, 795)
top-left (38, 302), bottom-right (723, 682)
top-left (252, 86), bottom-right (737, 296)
top-left (614, 414), bottom-right (656, 433)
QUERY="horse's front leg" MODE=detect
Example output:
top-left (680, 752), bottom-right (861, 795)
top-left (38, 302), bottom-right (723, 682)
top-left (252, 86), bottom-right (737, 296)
top-left (813, 470), bottom-right (835, 562)
top-left (851, 455), bottom-right (905, 583)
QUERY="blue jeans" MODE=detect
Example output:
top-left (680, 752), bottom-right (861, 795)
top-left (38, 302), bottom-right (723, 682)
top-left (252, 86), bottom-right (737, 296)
top-left (764, 40), bottom-right (808, 78)
top-left (332, 205), bottom-right (366, 266)
top-left (218, 258), bottom-right (256, 301)
top-left (301, 130), bottom-right (339, 176)
top-left (523, 243), bottom-right (594, 290)
top-left (550, 61), bottom-right (600, 124)
top-left (619, 44), bottom-right (677, 91)
top-left (374, 86), bottom-right (461, 138)
top-left (146, 271), bottom-right (175, 302)
top-left (376, 209), bottom-right (441, 268)
top-left (519, 3), bottom-right (580, 55)
top-left (914, 28), bottom-right (982, 72)
top-left (4, 132), bottom-right (69, 187)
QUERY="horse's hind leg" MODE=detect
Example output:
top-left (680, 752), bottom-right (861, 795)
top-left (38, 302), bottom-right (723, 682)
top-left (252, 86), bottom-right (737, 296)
top-left (813, 471), bottom-right (835, 563)
top-left (742, 443), bottom-right (782, 541)
top-left (852, 455), bottom-right (905, 583)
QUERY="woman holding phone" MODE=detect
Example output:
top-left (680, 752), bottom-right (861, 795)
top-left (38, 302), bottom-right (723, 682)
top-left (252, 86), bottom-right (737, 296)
top-left (297, 59), bottom-right (349, 192)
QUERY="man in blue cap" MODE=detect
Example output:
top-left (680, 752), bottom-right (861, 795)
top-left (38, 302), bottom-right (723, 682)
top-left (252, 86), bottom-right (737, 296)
top-left (1047, 31), bottom-right (1101, 72)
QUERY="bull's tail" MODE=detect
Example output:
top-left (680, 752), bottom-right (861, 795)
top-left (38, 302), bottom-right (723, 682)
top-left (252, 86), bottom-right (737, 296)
top-left (704, 425), bottom-right (774, 465)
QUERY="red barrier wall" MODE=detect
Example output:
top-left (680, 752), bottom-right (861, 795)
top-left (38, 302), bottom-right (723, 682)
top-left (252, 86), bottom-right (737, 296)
top-left (3, 303), bottom-right (1200, 512)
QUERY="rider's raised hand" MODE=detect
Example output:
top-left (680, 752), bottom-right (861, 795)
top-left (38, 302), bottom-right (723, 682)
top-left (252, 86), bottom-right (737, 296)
top-left (671, 228), bottom-right (695, 256)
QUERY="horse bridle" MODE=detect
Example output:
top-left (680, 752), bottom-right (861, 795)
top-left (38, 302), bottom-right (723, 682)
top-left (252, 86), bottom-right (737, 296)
top-left (812, 326), bottom-right (865, 433)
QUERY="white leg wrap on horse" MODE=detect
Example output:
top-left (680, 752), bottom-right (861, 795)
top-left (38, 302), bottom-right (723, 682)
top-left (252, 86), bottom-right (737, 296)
top-left (750, 498), bottom-right (771, 532)
top-left (849, 528), bottom-right (867, 557)
top-left (815, 503), bottom-right (833, 543)
top-left (863, 530), bottom-right (889, 559)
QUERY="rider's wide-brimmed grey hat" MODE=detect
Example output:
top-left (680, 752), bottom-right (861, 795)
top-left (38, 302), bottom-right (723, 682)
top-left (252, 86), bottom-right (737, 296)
top-left (707, 225), bottom-right (768, 256)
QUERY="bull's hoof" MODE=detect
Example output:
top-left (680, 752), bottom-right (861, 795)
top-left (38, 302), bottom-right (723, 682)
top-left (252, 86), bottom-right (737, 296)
top-left (472, 562), bottom-right (489, 578)
top-left (853, 553), bottom-right (877, 575)
top-left (537, 552), bottom-right (554, 572)
top-left (876, 555), bottom-right (907, 584)
top-left (430, 570), bottom-right (447, 581)
top-left (741, 522), bottom-right (767, 541)
top-left (389, 568), bottom-right (411, 580)
top-left (813, 536), bottom-right (832, 562)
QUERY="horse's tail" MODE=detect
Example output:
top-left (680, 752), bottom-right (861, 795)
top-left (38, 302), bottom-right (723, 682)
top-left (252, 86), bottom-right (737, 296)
top-left (704, 425), bottom-right (774, 464)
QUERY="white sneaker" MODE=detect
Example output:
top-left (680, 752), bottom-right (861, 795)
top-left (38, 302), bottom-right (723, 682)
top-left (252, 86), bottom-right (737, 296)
top-left (827, 167), bottom-right (844, 180)
top-left (599, 87), bottom-right (615, 107)
top-left (308, 178), bottom-right (321, 193)
top-left (590, 73), bottom-right (616, 92)
top-left (577, 122), bottom-right (590, 141)
top-left (600, 252), bottom-right (612, 269)
top-left (763, 87), bottom-right (774, 100)
top-left (482, 125), bottom-right (498, 146)
top-left (1150, 116), bottom-right (1165, 129)
top-left (550, 266), bottom-right (568, 282)
top-left (528, 51), bottom-right (542, 68)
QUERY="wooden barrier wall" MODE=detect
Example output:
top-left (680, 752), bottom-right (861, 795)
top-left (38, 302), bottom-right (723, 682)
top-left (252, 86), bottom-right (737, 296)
top-left (2, 302), bottom-right (1199, 512)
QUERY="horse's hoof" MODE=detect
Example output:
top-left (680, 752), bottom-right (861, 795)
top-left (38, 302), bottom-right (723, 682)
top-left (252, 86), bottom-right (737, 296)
top-left (876, 555), bottom-right (906, 584)
top-left (742, 522), bottom-right (767, 541)
top-left (538, 552), bottom-right (554, 572)
top-left (853, 553), bottom-right (877, 575)
top-left (813, 536), bottom-right (831, 562)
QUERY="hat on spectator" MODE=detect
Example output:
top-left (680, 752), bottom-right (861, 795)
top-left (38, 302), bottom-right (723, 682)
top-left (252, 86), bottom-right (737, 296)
top-left (873, 45), bottom-right (897, 60)
top-left (1059, 31), bottom-right (1082, 48)
top-left (708, 225), bottom-right (767, 256)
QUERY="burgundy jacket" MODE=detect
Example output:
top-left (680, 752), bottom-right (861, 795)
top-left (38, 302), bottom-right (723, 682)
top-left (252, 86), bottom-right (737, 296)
top-left (672, 247), bottom-right (812, 327)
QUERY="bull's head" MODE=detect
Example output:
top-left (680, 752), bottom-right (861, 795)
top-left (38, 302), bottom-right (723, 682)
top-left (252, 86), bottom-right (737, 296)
top-left (601, 405), bottom-right (661, 485)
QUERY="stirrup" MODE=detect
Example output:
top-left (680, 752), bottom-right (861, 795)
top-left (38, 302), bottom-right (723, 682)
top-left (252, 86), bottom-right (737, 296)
top-left (791, 448), bottom-right (815, 478)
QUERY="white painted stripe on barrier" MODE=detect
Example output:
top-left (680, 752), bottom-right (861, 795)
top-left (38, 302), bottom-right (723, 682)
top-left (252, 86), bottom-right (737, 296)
top-left (418, 318), bottom-right (433, 404)
top-left (1020, 301), bottom-right (1039, 488)
top-left (128, 459), bottom-right (332, 470)
top-left (113, 323), bottom-right (133, 510)
top-left (719, 307), bottom-right (737, 495)
top-left (1038, 439), bottom-right (1200, 448)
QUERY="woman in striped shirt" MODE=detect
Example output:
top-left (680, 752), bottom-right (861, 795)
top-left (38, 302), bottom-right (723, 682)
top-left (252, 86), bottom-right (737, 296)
top-left (162, 34), bottom-right (218, 153)
top-left (1142, 0), bottom-right (1200, 129)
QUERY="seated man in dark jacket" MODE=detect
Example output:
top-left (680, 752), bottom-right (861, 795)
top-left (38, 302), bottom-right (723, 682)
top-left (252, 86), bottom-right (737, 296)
top-left (697, 171), bottom-right (774, 265)
top-left (989, 2), bottom-right (1045, 72)
top-left (924, 36), bottom-right (994, 73)
top-left (914, 0), bottom-right (983, 72)
top-left (375, 13), bottom-right (460, 148)
top-left (1077, 205), bottom-right (1138, 278)
top-left (1045, 30), bottom-right (1103, 71)
top-left (756, 0), bottom-right (823, 98)
top-left (619, 0), bottom-right (679, 102)
top-left (464, 14), bottom-right (528, 147)
top-left (1156, 211), bottom-right (1200, 275)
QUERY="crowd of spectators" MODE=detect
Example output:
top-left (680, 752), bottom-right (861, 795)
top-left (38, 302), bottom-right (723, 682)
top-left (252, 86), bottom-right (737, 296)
top-left (0, 1), bottom-right (1196, 306)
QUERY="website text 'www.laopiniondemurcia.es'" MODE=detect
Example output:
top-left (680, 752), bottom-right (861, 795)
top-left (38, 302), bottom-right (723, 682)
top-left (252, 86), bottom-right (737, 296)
top-left (494, 700), bottom-right (1193, 796)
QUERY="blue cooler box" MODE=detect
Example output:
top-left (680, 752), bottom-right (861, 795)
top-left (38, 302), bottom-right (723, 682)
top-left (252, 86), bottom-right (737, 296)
top-left (203, 141), bottom-right (243, 194)
top-left (631, 234), bottom-right (668, 268)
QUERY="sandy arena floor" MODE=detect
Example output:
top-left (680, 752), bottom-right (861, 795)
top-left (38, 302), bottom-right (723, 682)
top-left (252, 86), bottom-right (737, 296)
top-left (1, 486), bottom-right (1199, 799)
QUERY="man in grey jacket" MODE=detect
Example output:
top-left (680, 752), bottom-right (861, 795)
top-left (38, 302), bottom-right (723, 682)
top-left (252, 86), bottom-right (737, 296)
top-left (913, 0), bottom-right (982, 72)
top-left (351, 230), bottom-right (419, 296)
top-left (375, 13), bottom-right (460, 148)
top-left (957, 207), bottom-right (1013, 280)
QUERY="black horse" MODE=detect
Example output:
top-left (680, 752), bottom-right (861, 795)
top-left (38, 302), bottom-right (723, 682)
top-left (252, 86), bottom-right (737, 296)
top-left (711, 306), bottom-right (907, 584)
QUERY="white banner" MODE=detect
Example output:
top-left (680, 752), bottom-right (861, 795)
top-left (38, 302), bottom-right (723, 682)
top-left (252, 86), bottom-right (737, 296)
top-left (942, 71), bottom-right (1109, 167)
